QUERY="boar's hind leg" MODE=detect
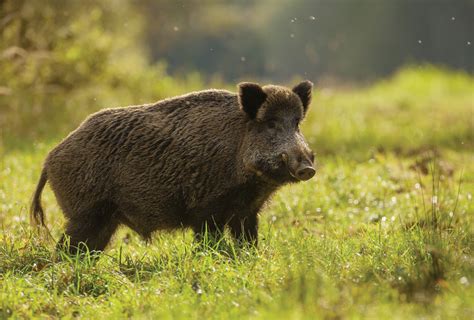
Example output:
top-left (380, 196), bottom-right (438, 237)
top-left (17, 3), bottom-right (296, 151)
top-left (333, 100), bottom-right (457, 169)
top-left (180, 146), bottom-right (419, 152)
top-left (57, 200), bottom-right (119, 254)
top-left (228, 213), bottom-right (258, 247)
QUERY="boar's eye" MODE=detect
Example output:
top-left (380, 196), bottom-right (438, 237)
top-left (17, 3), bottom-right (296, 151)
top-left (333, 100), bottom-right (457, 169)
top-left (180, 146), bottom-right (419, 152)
top-left (267, 120), bottom-right (277, 129)
top-left (293, 118), bottom-right (301, 129)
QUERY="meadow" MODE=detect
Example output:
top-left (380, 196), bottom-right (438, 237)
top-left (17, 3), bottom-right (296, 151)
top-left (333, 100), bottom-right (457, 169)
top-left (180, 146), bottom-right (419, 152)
top-left (0, 66), bottom-right (473, 319)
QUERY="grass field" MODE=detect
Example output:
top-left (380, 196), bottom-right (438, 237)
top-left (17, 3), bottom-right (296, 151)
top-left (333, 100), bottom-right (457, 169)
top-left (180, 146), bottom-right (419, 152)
top-left (0, 66), bottom-right (473, 319)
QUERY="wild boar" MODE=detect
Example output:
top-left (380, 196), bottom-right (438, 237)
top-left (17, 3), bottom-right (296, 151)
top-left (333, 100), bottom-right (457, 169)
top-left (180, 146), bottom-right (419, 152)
top-left (31, 81), bottom-right (316, 253)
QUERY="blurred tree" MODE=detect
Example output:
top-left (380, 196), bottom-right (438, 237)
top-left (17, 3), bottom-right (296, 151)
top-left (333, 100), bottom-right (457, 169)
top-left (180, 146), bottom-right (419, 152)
top-left (134, 0), bottom-right (473, 82)
top-left (134, 0), bottom-right (265, 82)
top-left (0, 0), bottom-right (136, 139)
top-left (0, 0), bottom-right (200, 146)
top-left (258, 0), bottom-right (473, 81)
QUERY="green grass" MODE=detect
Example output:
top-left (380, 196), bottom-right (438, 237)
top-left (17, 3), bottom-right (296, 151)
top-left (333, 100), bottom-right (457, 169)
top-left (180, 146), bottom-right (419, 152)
top-left (1, 66), bottom-right (473, 319)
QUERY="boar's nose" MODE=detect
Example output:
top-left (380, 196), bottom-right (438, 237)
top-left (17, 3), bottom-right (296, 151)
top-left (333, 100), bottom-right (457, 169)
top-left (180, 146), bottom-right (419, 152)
top-left (281, 151), bottom-right (316, 181)
top-left (295, 165), bottom-right (316, 181)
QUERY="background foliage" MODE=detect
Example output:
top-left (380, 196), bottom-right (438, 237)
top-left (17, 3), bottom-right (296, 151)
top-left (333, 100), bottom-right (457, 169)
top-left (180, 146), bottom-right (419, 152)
top-left (0, 0), bottom-right (205, 147)
top-left (137, 0), bottom-right (473, 81)
top-left (1, 0), bottom-right (472, 148)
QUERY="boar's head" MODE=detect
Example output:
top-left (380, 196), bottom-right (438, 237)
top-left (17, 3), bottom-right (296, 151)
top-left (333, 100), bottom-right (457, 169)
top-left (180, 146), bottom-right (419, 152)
top-left (238, 81), bottom-right (316, 185)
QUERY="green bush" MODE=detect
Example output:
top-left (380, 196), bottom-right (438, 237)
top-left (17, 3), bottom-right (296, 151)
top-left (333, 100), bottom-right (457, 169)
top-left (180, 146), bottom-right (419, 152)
top-left (0, 0), bottom-right (205, 150)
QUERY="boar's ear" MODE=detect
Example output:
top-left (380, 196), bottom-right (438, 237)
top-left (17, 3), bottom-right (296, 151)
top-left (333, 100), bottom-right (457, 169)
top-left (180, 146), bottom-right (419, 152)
top-left (238, 82), bottom-right (267, 119)
top-left (292, 80), bottom-right (313, 114)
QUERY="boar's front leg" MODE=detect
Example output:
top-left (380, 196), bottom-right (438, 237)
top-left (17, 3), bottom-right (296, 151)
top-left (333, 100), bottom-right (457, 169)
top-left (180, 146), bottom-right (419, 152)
top-left (228, 212), bottom-right (258, 247)
top-left (193, 216), bottom-right (226, 243)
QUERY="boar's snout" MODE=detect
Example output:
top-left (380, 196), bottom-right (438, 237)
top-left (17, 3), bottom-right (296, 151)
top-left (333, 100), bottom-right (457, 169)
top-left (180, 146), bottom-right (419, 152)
top-left (281, 151), bottom-right (316, 181)
top-left (295, 165), bottom-right (315, 181)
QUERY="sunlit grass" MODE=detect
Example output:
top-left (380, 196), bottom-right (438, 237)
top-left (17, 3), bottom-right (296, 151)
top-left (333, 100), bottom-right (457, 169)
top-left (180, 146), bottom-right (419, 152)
top-left (1, 67), bottom-right (473, 318)
top-left (304, 66), bottom-right (474, 157)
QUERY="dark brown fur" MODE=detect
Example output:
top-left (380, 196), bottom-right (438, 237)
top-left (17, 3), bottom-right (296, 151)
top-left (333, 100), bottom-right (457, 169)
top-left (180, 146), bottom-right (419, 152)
top-left (31, 82), bottom-right (315, 253)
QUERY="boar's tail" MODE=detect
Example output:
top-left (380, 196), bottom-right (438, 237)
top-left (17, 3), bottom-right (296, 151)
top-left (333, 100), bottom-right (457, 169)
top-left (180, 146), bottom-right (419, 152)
top-left (30, 168), bottom-right (48, 228)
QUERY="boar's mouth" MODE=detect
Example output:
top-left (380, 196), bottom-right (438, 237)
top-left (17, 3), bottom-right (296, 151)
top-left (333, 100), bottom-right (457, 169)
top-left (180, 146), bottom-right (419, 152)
top-left (247, 168), bottom-right (282, 186)
top-left (244, 161), bottom-right (288, 186)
